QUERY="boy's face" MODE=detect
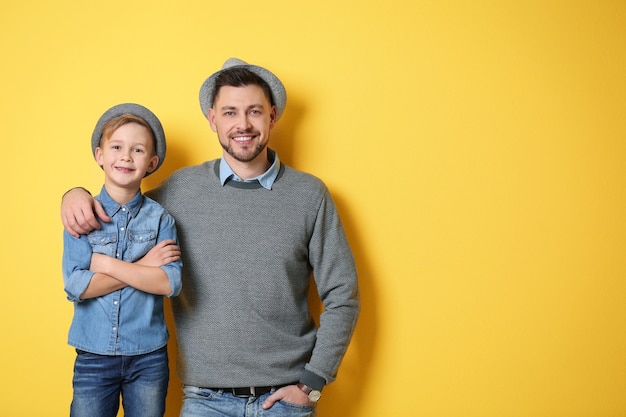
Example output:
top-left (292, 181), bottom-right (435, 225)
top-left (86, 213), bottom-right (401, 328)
top-left (95, 122), bottom-right (159, 191)
top-left (208, 84), bottom-right (276, 165)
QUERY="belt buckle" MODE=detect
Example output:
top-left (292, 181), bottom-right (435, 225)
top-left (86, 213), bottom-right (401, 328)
top-left (232, 387), bottom-right (256, 398)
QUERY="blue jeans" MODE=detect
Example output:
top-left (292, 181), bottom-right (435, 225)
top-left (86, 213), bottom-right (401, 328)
top-left (180, 386), bottom-right (316, 417)
top-left (70, 346), bottom-right (169, 417)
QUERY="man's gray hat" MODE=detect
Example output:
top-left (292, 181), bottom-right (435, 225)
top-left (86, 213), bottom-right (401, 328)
top-left (199, 57), bottom-right (287, 120)
top-left (91, 103), bottom-right (166, 175)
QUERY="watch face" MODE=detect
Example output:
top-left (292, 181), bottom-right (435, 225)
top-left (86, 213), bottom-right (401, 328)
top-left (309, 390), bottom-right (322, 402)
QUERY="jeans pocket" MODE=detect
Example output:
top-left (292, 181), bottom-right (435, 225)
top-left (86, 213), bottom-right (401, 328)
top-left (276, 399), bottom-right (316, 416)
top-left (182, 385), bottom-right (219, 400)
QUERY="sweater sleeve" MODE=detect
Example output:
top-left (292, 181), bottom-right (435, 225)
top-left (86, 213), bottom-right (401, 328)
top-left (305, 189), bottom-right (360, 387)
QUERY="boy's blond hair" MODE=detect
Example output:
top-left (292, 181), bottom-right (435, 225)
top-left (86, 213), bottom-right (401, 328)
top-left (100, 114), bottom-right (156, 155)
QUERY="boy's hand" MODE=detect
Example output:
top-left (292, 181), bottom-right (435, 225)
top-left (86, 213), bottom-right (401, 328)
top-left (61, 188), bottom-right (110, 237)
top-left (136, 240), bottom-right (181, 267)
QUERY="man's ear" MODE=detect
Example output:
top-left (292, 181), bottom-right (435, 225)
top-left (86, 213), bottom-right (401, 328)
top-left (269, 106), bottom-right (277, 129)
top-left (208, 108), bottom-right (217, 132)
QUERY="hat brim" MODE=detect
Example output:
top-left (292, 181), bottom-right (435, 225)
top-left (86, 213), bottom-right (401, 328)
top-left (91, 103), bottom-right (166, 176)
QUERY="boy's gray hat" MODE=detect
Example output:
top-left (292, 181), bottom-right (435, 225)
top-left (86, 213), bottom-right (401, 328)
top-left (91, 103), bottom-right (166, 175)
top-left (199, 57), bottom-right (287, 120)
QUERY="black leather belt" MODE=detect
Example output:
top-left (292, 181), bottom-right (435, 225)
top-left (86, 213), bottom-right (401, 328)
top-left (212, 384), bottom-right (292, 398)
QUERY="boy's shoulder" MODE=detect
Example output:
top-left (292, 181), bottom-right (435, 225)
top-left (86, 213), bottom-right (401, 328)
top-left (141, 193), bottom-right (171, 215)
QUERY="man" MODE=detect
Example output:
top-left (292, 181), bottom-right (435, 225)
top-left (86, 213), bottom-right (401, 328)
top-left (61, 58), bottom-right (360, 417)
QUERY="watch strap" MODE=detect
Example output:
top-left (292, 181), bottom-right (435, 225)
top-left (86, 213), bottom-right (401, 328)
top-left (297, 382), bottom-right (321, 402)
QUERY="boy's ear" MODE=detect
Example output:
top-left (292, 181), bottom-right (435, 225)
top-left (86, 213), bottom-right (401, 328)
top-left (94, 147), bottom-right (104, 168)
top-left (146, 155), bottom-right (159, 174)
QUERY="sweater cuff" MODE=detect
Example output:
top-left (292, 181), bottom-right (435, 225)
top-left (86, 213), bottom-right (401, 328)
top-left (62, 187), bottom-right (91, 199)
top-left (299, 370), bottom-right (326, 391)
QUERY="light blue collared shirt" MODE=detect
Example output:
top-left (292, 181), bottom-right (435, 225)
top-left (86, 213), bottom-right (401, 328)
top-left (219, 148), bottom-right (280, 190)
top-left (62, 187), bottom-right (182, 355)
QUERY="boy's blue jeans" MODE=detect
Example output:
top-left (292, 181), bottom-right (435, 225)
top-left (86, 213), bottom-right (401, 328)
top-left (70, 346), bottom-right (169, 417)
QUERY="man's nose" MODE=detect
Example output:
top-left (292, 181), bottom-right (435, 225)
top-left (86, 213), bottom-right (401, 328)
top-left (236, 114), bottom-right (251, 129)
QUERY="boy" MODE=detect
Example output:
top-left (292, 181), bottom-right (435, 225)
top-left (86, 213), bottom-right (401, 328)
top-left (62, 103), bottom-right (182, 417)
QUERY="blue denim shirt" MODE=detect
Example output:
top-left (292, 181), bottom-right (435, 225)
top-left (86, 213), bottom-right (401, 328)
top-left (62, 187), bottom-right (182, 355)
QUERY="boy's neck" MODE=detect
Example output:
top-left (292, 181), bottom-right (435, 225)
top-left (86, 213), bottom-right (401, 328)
top-left (103, 182), bottom-right (141, 205)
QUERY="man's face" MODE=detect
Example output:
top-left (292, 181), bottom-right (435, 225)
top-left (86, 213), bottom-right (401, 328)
top-left (208, 84), bottom-right (277, 164)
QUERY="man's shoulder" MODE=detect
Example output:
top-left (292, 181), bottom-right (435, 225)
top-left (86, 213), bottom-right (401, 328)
top-left (169, 159), bottom-right (217, 180)
top-left (146, 160), bottom-right (218, 202)
top-left (280, 164), bottom-right (327, 190)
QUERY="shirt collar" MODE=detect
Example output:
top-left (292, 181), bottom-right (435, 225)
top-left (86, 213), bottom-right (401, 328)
top-left (219, 148), bottom-right (280, 190)
top-left (96, 185), bottom-right (144, 218)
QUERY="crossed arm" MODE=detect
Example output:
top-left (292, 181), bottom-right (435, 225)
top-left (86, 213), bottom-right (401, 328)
top-left (81, 239), bottom-right (181, 298)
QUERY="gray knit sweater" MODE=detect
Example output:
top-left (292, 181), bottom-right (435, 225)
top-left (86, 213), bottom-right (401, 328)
top-left (146, 158), bottom-right (359, 389)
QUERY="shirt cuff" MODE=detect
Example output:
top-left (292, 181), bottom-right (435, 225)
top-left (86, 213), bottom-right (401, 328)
top-left (299, 370), bottom-right (326, 391)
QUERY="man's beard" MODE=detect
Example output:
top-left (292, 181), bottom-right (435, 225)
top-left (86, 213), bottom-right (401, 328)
top-left (221, 141), bottom-right (265, 163)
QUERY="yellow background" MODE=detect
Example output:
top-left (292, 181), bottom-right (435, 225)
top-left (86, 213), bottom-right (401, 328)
top-left (1, 1), bottom-right (625, 416)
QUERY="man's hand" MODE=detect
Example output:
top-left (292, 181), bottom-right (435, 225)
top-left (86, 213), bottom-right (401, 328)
top-left (61, 188), bottom-right (109, 237)
top-left (136, 240), bottom-right (181, 267)
top-left (262, 385), bottom-right (314, 410)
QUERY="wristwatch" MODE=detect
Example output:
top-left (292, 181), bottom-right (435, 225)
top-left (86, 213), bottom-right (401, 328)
top-left (297, 383), bottom-right (322, 402)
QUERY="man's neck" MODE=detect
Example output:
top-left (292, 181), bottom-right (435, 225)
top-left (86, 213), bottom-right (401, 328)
top-left (222, 150), bottom-right (271, 180)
